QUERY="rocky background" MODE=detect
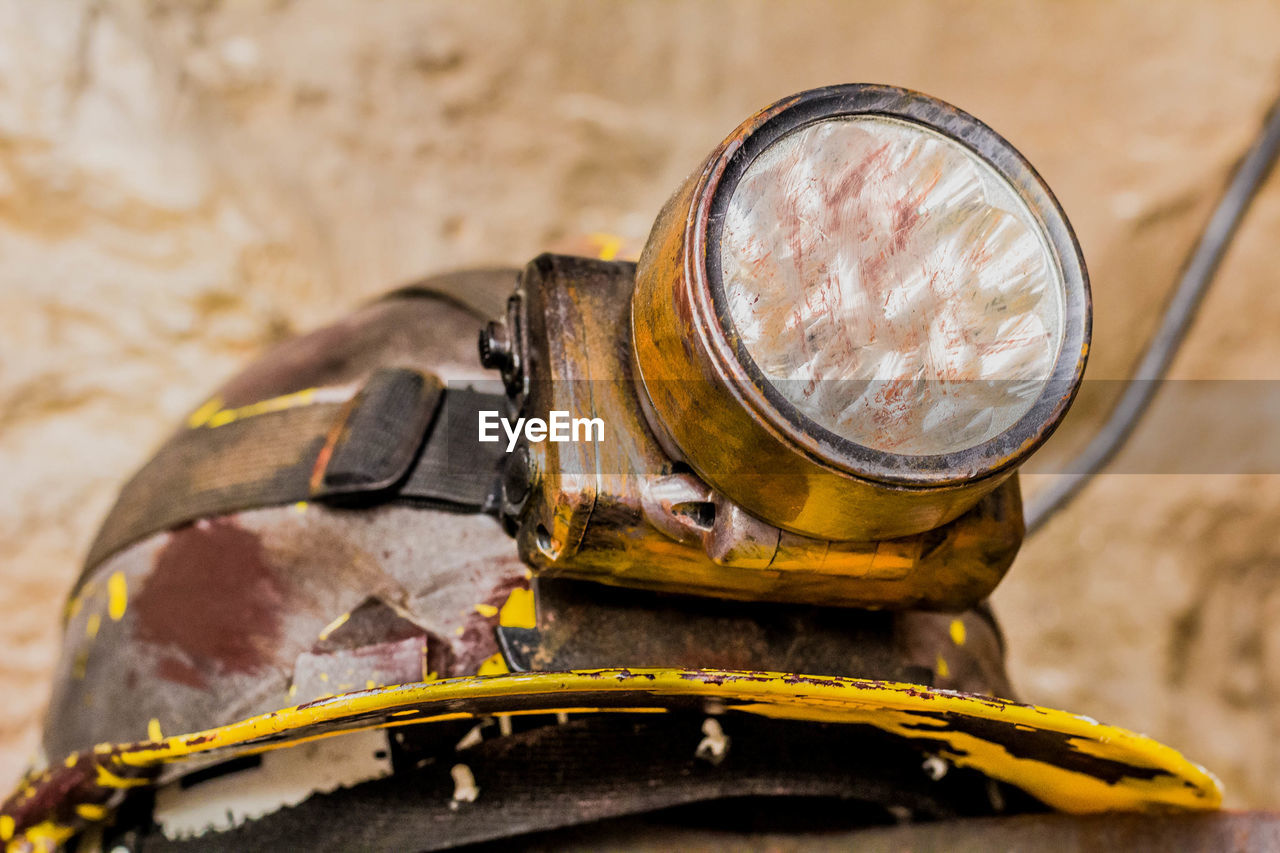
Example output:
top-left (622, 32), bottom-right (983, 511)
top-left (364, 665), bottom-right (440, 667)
top-left (2, 0), bottom-right (1279, 809)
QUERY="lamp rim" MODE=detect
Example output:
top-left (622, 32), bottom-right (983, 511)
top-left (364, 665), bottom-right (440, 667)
top-left (689, 83), bottom-right (1090, 486)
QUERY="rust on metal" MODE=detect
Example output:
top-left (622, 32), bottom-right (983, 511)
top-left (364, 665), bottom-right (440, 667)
top-left (501, 254), bottom-right (1023, 610)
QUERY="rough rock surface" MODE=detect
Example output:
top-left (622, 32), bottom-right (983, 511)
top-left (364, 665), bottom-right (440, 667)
top-left (2, 0), bottom-right (1279, 809)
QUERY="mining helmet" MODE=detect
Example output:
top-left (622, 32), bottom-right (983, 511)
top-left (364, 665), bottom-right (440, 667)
top-left (2, 85), bottom-right (1217, 853)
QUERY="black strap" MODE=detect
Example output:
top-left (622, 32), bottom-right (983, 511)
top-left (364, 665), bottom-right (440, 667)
top-left (79, 369), bottom-right (505, 589)
top-left (398, 386), bottom-right (506, 510)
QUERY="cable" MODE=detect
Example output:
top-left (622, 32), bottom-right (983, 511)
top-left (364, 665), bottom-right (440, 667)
top-left (1026, 90), bottom-right (1280, 534)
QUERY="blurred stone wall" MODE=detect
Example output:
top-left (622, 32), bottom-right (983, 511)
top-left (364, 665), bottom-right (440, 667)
top-left (2, 0), bottom-right (1279, 808)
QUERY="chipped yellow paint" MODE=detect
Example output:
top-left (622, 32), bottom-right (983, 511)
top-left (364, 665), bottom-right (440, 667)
top-left (935, 654), bottom-right (950, 679)
top-left (366, 680), bottom-right (376, 690)
top-left (473, 603), bottom-right (499, 618)
top-left (3, 669), bottom-right (1222, 847)
top-left (84, 614), bottom-right (100, 640)
top-left (743, 698), bottom-right (1178, 815)
top-left (234, 712), bottom-right (479, 757)
top-left (8, 818), bottom-right (75, 853)
top-left (107, 572), bottom-right (127, 621)
top-left (93, 764), bottom-right (148, 790)
top-left (453, 626), bottom-right (464, 637)
top-left (498, 587), bottom-right (536, 629)
top-left (185, 396), bottom-right (223, 429)
top-left (500, 706), bottom-right (668, 718)
top-left (147, 719), bottom-right (163, 742)
top-left (288, 684), bottom-right (297, 698)
top-left (193, 388), bottom-right (320, 430)
top-left (293, 501), bottom-right (309, 514)
top-left (393, 711), bottom-right (469, 722)
top-left (73, 804), bottom-right (107, 822)
top-left (950, 618), bottom-right (967, 646)
top-left (99, 672), bottom-right (1224, 811)
top-left (0, 815), bottom-right (12, 842)
top-left (317, 611), bottom-right (351, 641)
top-left (476, 653), bottom-right (509, 676)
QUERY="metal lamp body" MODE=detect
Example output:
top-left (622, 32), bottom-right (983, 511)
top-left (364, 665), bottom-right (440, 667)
top-left (503, 254), bottom-right (1024, 611)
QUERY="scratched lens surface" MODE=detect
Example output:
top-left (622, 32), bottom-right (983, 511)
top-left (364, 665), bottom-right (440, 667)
top-left (720, 116), bottom-right (1065, 456)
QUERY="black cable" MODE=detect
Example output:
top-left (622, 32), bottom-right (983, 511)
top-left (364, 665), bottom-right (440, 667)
top-left (1026, 91), bottom-right (1280, 534)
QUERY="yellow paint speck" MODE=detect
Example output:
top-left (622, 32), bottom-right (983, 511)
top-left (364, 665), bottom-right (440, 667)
top-left (473, 603), bottom-right (498, 618)
top-left (64, 754), bottom-right (78, 768)
top-left (107, 572), bottom-right (128, 621)
top-left (366, 680), bottom-right (376, 690)
top-left (317, 611), bottom-right (351, 641)
top-left (0, 814), bottom-right (13, 841)
top-left (318, 672), bottom-right (329, 682)
top-left (936, 654), bottom-right (951, 679)
top-left (294, 501), bottom-right (309, 514)
top-left (288, 684), bottom-right (297, 697)
top-left (185, 396), bottom-right (223, 429)
top-left (498, 587), bottom-right (536, 629)
top-left (476, 653), bottom-right (509, 676)
top-left (75, 802), bottom-right (108, 821)
top-left (949, 619), bottom-right (966, 646)
top-left (147, 718), bottom-right (163, 741)
top-left (454, 626), bottom-right (465, 637)
top-left (95, 764), bottom-right (148, 789)
top-left (85, 613), bottom-right (101, 639)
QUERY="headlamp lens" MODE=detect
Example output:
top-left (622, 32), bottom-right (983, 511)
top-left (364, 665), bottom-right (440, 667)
top-left (720, 115), bottom-right (1065, 456)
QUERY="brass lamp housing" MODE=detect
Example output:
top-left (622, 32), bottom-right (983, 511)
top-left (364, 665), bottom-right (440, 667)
top-left (632, 84), bottom-right (1091, 541)
top-left (503, 255), bottom-right (1026, 611)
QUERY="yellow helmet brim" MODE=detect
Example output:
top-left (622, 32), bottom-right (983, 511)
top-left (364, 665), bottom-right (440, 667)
top-left (2, 669), bottom-right (1221, 851)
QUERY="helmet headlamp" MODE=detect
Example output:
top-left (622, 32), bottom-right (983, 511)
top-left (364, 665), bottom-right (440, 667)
top-left (633, 84), bottom-right (1089, 541)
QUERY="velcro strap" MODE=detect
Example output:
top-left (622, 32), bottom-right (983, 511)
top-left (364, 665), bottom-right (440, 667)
top-left (312, 369), bottom-right (443, 499)
top-left (398, 386), bottom-right (504, 509)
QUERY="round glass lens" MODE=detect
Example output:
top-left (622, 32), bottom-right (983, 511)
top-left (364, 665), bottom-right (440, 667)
top-left (720, 115), bottom-right (1065, 456)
